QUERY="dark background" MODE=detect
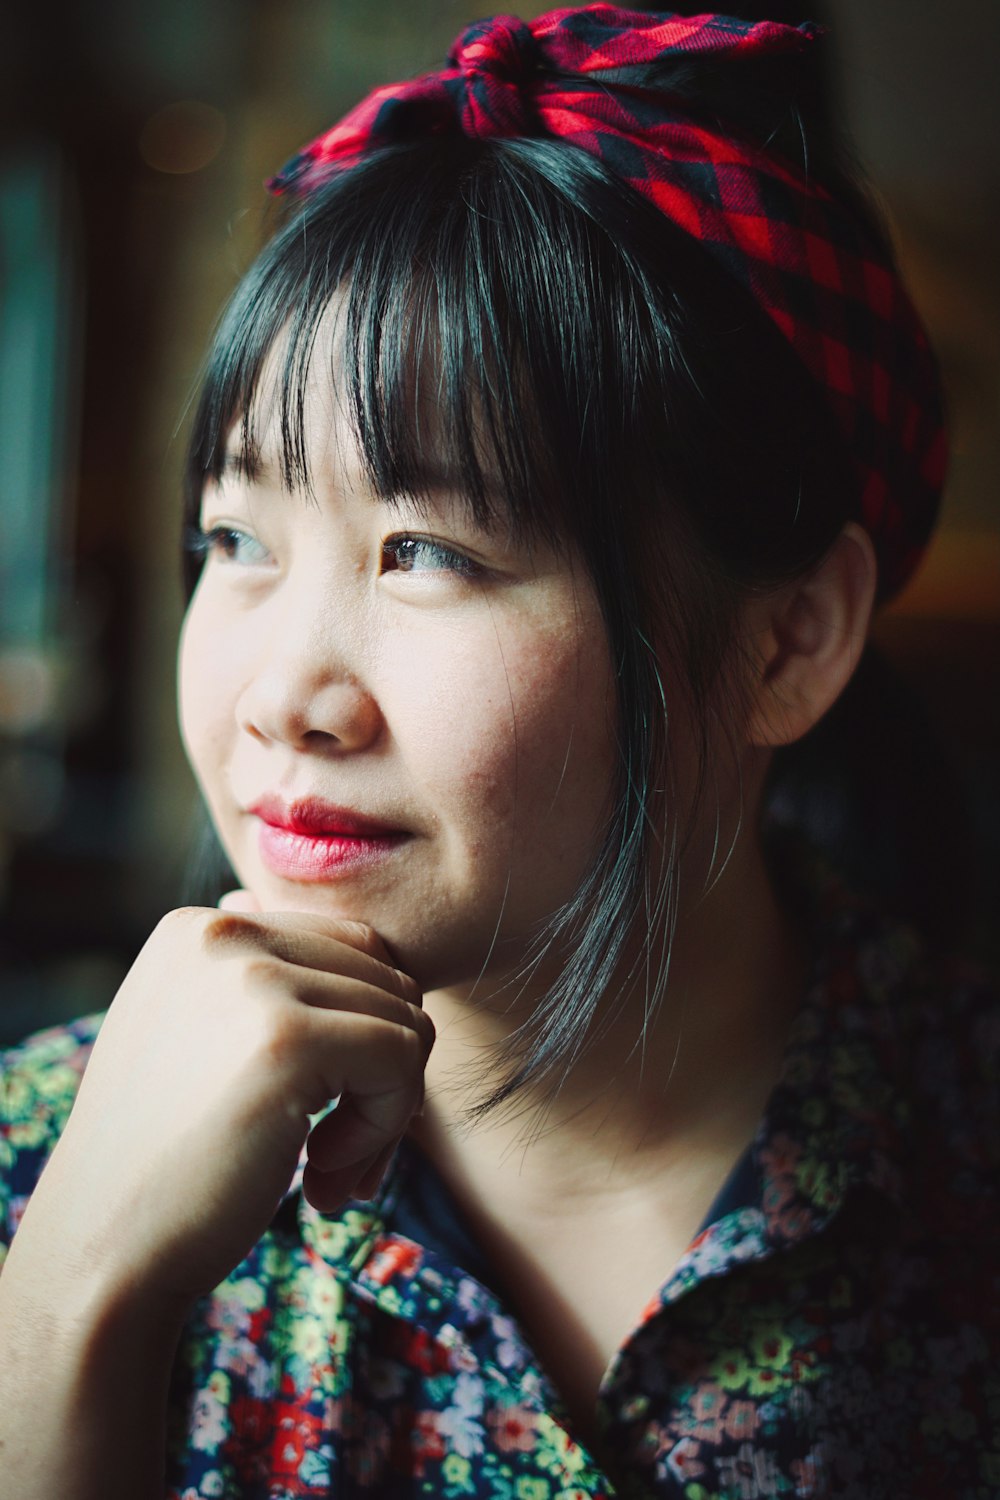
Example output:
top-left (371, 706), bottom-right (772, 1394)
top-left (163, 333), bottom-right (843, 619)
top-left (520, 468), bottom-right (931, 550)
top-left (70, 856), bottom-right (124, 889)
top-left (2, 1), bottom-right (998, 1043)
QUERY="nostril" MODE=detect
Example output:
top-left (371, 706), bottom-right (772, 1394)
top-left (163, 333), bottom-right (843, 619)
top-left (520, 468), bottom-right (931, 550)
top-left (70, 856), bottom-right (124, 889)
top-left (301, 727), bottom-right (343, 749)
top-left (235, 657), bottom-right (383, 752)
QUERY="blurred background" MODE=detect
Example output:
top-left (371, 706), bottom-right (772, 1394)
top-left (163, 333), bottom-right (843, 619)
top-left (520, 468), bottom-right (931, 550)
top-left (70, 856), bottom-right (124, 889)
top-left (1, 0), bottom-right (998, 1043)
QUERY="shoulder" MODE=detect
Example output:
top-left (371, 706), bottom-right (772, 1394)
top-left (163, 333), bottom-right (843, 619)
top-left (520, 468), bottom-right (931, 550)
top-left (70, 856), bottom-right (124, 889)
top-left (816, 867), bottom-right (999, 1233)
top-left (890, 944), bottom-right (1000, 1214)
top-left (771, 831), bottom-right (1000, 1225)
top-left (781, 830), bottom-right (999, 1113)
top-left (0, 1013), bottom-right (105, 1250)
top-left (895, 942), bottom-right (999, 1077)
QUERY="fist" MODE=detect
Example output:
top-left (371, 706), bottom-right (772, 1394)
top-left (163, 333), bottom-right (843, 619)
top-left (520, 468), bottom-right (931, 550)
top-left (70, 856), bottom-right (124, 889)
top-left (23, 899), bottom-right (433, 1309)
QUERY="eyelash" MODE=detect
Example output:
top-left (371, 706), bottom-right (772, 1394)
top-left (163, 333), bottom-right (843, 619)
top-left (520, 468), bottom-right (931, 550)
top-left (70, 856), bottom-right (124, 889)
top-left (380, 533), bottom-right (482, 577)
top-left (184, 525), bottom-right (483, 578)
top-left (184, 525), bottom-right (271, 566)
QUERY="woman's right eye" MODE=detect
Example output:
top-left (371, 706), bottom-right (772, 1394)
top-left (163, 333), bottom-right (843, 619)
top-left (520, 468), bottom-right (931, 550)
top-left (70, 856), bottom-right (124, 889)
top-left (185, 524), bottom-right (272, 567)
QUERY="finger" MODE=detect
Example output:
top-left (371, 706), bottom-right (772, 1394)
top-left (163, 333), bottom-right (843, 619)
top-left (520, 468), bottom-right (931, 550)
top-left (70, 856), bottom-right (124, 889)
top-left (303, 1112), bottom-right (409, 1211)
top-left (304, 1023), bottom-right (426, 1166)
top-left (252, 911), bottom-right (396, 965)
top-left (289, 969), bottom-right (435, 1048)
top-left (354, 1139), bottom-right (398, 1200)
top-left (306, 1095), bottom-right (399, 1174)
top-left (201, 910), bottom-right (423, 1007)
top-left (308, 1092), bottom-right (410, 1170)
top-left (301, 1155), bottom-right (383, 1214)
top-left (305, 1136), bottom-right (398, 1212)
top-left (218, 889), bottom-right (262, 913)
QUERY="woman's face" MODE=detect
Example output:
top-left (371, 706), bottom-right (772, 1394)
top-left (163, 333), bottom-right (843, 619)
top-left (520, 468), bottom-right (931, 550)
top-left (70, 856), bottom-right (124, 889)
top-left (177, 370), bottom-right (619, 994)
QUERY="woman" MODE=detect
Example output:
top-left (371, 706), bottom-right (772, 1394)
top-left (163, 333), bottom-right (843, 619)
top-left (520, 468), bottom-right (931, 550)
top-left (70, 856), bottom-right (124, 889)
top-left (1, 8), bottom-right (995, 1497)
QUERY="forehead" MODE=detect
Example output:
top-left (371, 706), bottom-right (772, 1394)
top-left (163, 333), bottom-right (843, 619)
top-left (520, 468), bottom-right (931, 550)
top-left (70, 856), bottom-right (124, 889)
top-left (220, 295), bottom-right (525, 535)
top-left (223, 313), bottom-right (353, 486)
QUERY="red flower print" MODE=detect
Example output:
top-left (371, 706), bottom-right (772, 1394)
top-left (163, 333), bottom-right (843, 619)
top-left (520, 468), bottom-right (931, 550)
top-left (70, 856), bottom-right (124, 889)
top-left (487, 1403), bottom-right (538, 1453)
top-left (230, 1393), bottom-right (271, 1446)
top-left (389, 1325), bottom-right (453, 1376)
top-left (406, 1410), bottom-right (447, 1477)
top-left (270, 1404), bottom-right (322, 1478)
top-left (666, 1436), bottom-right (706, 1483)
top-left (368, 1237), bottom-right (422, 1285)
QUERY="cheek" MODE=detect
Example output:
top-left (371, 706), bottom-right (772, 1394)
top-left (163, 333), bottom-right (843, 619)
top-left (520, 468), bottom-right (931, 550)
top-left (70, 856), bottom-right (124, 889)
top-left (504, 640), bottom-right (618, 853)
top-left (384, 643), bottom-right (516, 822)
top-left (389, 613), bottom-right (617, 860)
top-left (176, 597), bottom-right (238, 796)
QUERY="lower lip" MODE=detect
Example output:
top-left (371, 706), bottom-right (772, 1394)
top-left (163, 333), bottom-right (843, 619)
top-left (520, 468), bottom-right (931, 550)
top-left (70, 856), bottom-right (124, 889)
top-left (256, 822), bottom-right (408, 881)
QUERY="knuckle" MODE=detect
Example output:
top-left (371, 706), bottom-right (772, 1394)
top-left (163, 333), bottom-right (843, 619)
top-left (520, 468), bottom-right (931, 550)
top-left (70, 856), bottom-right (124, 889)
top-left (335, 920), bottom-right (383, 957)
top-left (156, 904), bottom-right (201, 935)
top-left (370, 988), bottom-right (431, 1052)
top-left (414, 1009), bottom-right (436, 1055)
top-left (396, 1023), bottom-right (428, 1075)
top-left (200, 911), bottom-right (265, 954)
top-left (247, 996), bottom-right (305, 1070)
top-left (392, 969), bottom-right (423, 1006)
top-left (241, 954), bottom-right (288, 995)
top-left (150, 905), bottom-right (208, 952)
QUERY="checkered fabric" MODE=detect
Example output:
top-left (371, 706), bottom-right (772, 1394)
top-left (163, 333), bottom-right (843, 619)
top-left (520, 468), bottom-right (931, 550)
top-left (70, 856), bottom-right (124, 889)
top-left (269, 5), bottom-right (946, 599)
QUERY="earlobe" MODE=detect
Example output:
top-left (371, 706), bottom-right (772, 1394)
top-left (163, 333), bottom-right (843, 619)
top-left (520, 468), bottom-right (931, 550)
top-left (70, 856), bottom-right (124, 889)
top-left (747, 522), bottom-right (878, 749)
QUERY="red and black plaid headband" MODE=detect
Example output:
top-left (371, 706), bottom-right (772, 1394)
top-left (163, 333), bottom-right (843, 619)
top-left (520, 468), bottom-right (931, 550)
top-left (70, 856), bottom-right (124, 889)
top-left (269, 4), bottom-right (946, 599)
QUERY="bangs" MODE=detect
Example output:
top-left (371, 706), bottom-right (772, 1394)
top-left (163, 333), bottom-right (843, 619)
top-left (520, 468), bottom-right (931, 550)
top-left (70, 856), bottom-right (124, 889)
top-left (184, 137), bottom-right (664, 564)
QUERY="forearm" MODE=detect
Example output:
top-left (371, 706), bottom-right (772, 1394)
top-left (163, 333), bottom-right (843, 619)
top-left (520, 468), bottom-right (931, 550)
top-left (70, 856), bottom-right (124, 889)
top-left (0, 1226), bottom-right (185, 1500)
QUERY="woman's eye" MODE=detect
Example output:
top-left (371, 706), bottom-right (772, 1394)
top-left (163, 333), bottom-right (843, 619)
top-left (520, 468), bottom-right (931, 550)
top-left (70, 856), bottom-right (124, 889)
top-left (186, 524), bottom-right (271, 567)
top-left (380, 534), bottom-right (481, 577)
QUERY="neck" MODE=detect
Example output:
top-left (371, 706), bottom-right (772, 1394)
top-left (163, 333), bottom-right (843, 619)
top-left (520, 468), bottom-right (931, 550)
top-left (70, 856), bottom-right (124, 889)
top-left (414, 823), bottom-right (808, 1193)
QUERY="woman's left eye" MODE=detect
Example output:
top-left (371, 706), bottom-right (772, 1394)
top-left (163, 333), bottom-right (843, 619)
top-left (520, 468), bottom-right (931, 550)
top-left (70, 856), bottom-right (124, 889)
top-left (380, 534), bottom-right (482, 577)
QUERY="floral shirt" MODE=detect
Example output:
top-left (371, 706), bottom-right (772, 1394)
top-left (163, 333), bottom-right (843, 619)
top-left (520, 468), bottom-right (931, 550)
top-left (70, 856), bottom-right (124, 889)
top-left (2, 858), bottom-right (999, 1500)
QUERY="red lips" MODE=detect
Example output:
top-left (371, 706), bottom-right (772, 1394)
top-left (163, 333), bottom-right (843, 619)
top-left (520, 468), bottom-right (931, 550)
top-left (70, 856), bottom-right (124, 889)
top-left (248, 796), bottom-right (409, 882)
top-left (249, 795), bottom-right (404, 839)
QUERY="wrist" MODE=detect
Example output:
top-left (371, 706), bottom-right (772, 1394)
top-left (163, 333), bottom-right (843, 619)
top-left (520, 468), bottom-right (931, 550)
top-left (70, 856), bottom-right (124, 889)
top-left (0, 1203), bottom-right (191, 1352)
top-left (0, 1229), bottom-right (186, 1500)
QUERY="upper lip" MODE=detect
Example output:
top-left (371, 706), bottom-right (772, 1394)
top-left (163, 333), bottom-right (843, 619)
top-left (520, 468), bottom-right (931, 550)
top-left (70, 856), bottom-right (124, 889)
top-left (248, 795), bottom-right (406, 838)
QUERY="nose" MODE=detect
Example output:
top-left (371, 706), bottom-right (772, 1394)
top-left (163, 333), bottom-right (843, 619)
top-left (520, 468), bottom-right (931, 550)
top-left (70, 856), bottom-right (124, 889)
top-left (235, 600), bottom-right (383, 754)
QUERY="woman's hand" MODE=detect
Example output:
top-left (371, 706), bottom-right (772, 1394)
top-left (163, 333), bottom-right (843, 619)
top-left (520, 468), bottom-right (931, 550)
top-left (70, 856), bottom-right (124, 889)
top-left (14, 894), bottom-right (432, 1313)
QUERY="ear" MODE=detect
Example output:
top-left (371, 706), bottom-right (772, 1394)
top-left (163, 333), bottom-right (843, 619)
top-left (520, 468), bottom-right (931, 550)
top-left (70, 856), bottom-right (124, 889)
top-left (746, 522), bottom-right (878, 748)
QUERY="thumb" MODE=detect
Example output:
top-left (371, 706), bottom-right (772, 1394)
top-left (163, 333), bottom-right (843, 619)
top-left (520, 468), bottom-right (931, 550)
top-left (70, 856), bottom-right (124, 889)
top-left (218, 888), bottom-right (263, 913)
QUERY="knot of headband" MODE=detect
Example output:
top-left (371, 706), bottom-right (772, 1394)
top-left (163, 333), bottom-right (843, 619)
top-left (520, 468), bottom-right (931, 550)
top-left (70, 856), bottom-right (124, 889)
top-left (269, 4), bottom-right (946, 600)
top-left (448, 14), bottom-right (541, 137)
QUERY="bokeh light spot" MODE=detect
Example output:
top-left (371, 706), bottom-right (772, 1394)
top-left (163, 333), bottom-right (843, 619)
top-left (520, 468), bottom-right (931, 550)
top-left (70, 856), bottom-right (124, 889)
top-left (139, 100), bottom-right (226, 175)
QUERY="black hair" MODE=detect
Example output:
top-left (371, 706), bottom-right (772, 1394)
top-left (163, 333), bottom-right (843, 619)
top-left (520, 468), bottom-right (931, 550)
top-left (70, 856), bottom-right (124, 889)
top-left (181, 50), bottom-right (916, 1117)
